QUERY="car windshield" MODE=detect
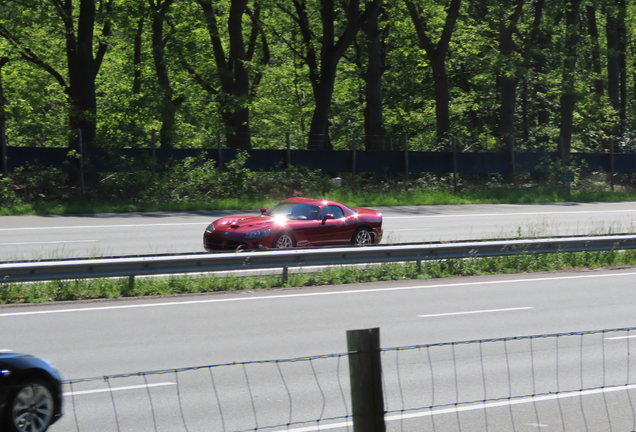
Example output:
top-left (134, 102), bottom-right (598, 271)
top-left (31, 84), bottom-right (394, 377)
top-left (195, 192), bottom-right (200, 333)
top-left (268, 202), bottom-right (320, 220)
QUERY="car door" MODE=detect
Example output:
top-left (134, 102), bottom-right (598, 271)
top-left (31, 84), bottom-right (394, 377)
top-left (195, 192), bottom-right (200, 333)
top-left (315, 205), bottom-right (352, 245)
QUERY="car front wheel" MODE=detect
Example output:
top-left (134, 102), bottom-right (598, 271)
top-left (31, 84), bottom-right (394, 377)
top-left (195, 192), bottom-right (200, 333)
top-left (273, 232), bottom-right (296, 248)
top-left (4, 380), bottom-right (55, 432)
top-left (352, 227), bottom-right (373, 246)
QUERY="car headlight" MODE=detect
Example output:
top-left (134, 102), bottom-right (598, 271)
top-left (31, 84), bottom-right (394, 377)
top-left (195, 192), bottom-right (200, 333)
top-left (245, 228), bottom-right (271, 238)
top-left (205, 223), bottom-right (215, 233)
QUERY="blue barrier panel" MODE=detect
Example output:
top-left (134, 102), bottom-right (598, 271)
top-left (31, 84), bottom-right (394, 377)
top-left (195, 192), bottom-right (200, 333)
top-left (7, 147), bottom-right (636, 174)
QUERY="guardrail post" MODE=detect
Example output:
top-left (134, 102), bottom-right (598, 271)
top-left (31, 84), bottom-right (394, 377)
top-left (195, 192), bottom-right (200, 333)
top-left (282, 266), bottom-right (289, 284)
top-left (347, 327), bottom-right (385, 432)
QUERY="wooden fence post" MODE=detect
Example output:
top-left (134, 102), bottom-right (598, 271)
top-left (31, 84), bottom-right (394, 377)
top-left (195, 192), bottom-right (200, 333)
top-left (347, 327), bottom-right (385, 432)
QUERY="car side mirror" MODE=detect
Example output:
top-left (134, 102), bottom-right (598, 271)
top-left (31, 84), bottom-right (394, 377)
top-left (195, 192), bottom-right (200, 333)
top-left (321, 214), bottom-right (334, 224)
top-left (260, 208), bottom-right (267, 215)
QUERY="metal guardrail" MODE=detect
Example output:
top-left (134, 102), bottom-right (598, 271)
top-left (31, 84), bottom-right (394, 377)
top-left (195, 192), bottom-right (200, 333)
top-left (2, 234), bottom-right (636, 283)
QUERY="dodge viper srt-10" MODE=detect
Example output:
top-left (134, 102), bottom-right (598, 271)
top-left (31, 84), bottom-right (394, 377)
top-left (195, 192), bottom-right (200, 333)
top-left (203, 197), bottom-right (383, 251)
top-left (0, 352), bottom-right (63, 432)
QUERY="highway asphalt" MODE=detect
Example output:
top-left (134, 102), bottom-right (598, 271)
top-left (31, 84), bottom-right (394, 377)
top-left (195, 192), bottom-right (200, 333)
top-left (2, 268), bottom-right (636, 430)
top-left (2, 202), bottom-right (636, 430)
top-left (2, 201), bottom-right (636, 261)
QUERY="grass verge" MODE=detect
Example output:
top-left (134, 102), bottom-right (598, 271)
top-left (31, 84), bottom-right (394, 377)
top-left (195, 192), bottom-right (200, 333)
top-left (3, 184), bottom-right (636, 216)
top-left (2, 249), bottom-right (634, 304)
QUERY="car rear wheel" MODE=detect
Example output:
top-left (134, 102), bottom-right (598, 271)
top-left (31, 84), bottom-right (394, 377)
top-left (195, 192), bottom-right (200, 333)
top-left (273, 232), bottom-right (296, 248)
top-left (352, 227), bottom-right (373, 246)
top-left (4, 380), bottom-right (55, 432)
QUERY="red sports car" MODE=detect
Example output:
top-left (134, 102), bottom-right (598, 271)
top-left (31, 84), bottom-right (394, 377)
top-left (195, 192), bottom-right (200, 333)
top-left (203, 197), bottom-right (383, 251)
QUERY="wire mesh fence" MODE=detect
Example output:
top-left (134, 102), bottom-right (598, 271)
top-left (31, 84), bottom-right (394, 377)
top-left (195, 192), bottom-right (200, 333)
top-left (56, 327), bottom-right (636, 432)
top-left (380, 328), bottom-right (636, 431)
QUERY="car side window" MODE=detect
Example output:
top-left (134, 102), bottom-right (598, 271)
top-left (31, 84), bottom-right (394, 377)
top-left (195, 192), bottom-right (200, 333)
top-left (323, 205), bottom-right (344, 219)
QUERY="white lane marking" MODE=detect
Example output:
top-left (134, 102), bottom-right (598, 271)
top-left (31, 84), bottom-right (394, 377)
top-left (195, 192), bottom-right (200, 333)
top-left (385, 228), bottom-right (433, 231)
top-left (274, 384), bottom-right (636, 431)
top-left (0, 222), bottom-right (205, 232)
top-left (1, 271), bottom-right (636, 318)
top-left (0, 349), bottom-right (13, 352)
top-left (2, 208), bottom-right (635, 231)
top-left (63, 382), bottom-right (175, 396)
top-left (384, 209), bottom-right (636, 219)
top-left (418, 307), bottom-right (533, 318)
top-left (0, 240), bottom-right (98, 246)
top-left (606, 334), bottom-right (636, 340)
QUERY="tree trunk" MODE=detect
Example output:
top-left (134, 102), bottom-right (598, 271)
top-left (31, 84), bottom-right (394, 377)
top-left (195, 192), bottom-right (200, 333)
top-left (527, 0), bottom-right (550, 146)
top-left (498, 0), bottom-right (524, 155)
top-left (0, 57), bottom-right (8, 175)
top-left (196, 0), bottom-right (261, 149)
top-left (133, 17), bottom-right (144, 95)
top-left (405, 0), bottom-right (462, 146)
top-left (606, 0), bottom-right (627, 138)
top-left (362, 4), bottom-right (387, 151)
top-left (558, 0), bottom-right (582, 155)
top-left (587, 6), bottom-right (603, 96)
top-left (303, 0), bottom-right (377, 150)
top-left (151, 0), bottom-right (181, 149)
top-left (75, 0), bottom-right (97, 149)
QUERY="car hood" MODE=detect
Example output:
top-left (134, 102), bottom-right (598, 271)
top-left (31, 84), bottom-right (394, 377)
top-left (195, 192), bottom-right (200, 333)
top-left (216, 215), bottom-right (276, 230)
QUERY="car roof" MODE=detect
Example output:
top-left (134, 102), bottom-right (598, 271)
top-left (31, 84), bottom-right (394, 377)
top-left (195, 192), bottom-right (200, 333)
top-left (281, 197), bottom-right (337, 206)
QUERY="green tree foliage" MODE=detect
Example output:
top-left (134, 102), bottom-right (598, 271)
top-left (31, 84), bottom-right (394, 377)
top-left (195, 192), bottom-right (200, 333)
top-left (0, 0), bottom-right (634, 155)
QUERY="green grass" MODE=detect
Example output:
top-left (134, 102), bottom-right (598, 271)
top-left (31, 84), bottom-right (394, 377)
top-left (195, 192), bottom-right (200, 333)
top-left (3, 184), bottom-right (636, 216)
top-left (2, 249), bottom-right (635, 304)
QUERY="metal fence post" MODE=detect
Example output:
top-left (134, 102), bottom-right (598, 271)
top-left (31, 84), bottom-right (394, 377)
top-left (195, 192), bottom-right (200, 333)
top-left (217, 131), bottom-right (223, 172)
top-left (286, 132), bottom-right (291, 168)
top-left (610, 138), bottom-right (615, 191)
top-left (347, 327), bottom-right (385, 432)
top-left (1, 125), bottom-right (7, 177)
top-left (351, 133), bottom-right (357, 181)
top-left (151, 130), bottom-right (157, 174)
top-left (510, 135), bottom-right (516, 186)
top-left (452, 136), bottom-right (458, 193)
top-left (78, 128), bottom-right (85, 194)
top-left (403, 134), bottom-right (409, 182)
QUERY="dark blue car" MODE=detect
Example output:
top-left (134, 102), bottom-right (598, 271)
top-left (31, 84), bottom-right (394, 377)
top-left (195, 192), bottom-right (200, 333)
top-left (0, 353), bottom-right (62, 432)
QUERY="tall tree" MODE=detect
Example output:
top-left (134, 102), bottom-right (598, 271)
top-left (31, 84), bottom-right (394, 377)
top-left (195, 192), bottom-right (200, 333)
top-left (0, 0), bottom-right (113, 149)
top-left (405, 0), bottom-right (462, 145)
top-left (361, 3), bottom-right (388, 151)
top-left (523, 0), bottom-right (552, 147)
top-left (605, 0), bottom-right (627, 138)
top-left (558, 0), bottom-right (583, 154)
top-left (186, 0), bottom-right (270, 149)
top-left (280, 0), bottom-right (378, 150)
top-left (149, 0), bottom-right (183, 148)
top-left (496, 0), bottom-right (524, 155)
